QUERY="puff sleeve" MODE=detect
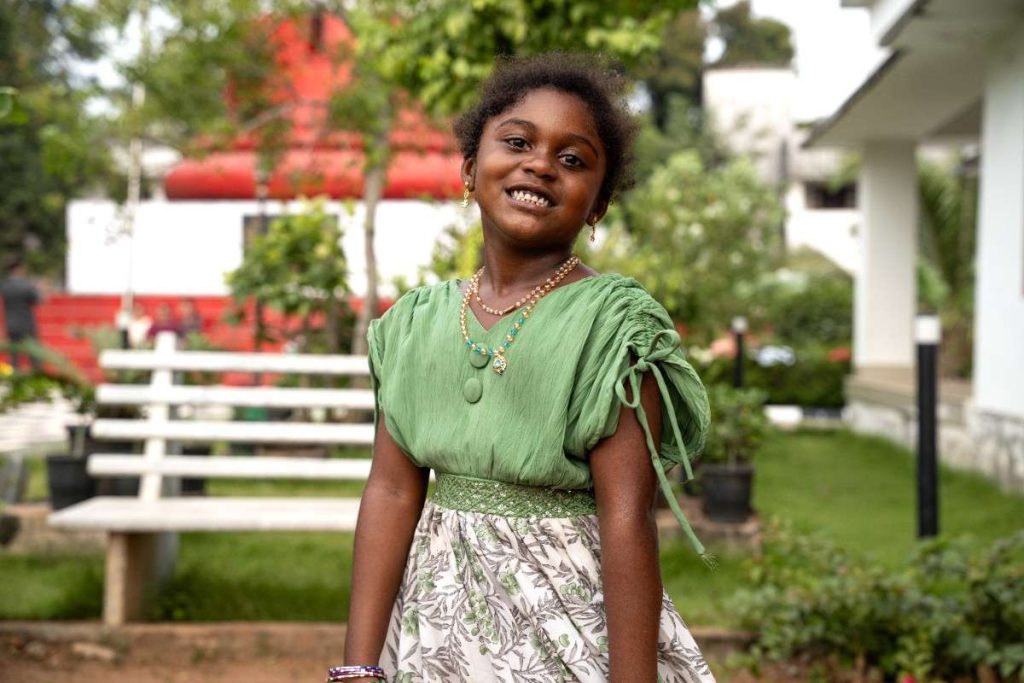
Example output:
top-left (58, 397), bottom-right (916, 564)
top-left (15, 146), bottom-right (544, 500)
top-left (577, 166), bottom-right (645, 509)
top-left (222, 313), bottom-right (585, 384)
top-left (366, 315), bottom-right (386, 429)
top-left (570, 284), bottom-right (711, 561)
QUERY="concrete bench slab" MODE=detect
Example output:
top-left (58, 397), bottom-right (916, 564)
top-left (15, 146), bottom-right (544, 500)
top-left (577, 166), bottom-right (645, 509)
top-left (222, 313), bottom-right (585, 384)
top-left (92, 419), bottom-right (375, 445)
top-left (49, 497), bottom-right (363, 532)
top-left (87, 454), bottom-right (373, 480)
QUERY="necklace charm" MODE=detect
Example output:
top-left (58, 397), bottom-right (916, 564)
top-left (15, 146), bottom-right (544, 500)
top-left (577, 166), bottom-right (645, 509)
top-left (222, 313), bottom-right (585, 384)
top-left (459, 255), bottom-right (580, 377)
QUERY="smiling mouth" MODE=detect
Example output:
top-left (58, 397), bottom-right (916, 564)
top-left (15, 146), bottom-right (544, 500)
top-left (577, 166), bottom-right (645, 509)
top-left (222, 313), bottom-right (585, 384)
top-left (507, 189), bottom-right (553, 208)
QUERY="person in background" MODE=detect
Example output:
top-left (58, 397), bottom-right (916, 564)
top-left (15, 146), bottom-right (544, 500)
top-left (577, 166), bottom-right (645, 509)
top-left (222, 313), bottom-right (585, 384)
top-left (0, 259), bottom-right (42, 372)
top-left (147, 303), bottom-right (182, 340)
top-left (127, 302), bottom-right (153, 348)
top-left (179, 298), bottom-right (204, 336)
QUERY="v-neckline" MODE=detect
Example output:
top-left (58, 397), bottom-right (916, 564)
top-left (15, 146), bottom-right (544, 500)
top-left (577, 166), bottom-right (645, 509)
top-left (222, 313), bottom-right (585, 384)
top-left (455, 275), bottom-right (603, 333)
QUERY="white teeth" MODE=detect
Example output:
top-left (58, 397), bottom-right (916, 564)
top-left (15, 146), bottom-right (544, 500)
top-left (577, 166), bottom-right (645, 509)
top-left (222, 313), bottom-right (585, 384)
top-left (511, 189), bottom-right (550, 207)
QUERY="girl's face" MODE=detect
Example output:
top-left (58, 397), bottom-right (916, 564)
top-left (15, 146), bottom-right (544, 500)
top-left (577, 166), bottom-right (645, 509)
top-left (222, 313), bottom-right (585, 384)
top-left (463, 87), bottom-right (608, 250)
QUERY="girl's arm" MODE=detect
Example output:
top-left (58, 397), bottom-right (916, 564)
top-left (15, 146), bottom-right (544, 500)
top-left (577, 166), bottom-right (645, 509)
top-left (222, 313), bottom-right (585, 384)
top-left (590, 371), bottom-right (665, 683)
top-left (343, 414), bottom-right (429, 673)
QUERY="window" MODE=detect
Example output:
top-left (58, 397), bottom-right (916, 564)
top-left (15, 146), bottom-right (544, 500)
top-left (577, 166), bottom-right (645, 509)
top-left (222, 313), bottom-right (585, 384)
top-left (804, 181), bottom-right (856, 209)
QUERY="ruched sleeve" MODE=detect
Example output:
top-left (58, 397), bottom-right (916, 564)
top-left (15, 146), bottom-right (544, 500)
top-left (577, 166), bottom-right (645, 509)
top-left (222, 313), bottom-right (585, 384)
top-left (366, 315), bottom-right (386, 429)
top-left (568, 284), bottom-right (712, 561)
top-left (364, 285), bottom-right (425, 448)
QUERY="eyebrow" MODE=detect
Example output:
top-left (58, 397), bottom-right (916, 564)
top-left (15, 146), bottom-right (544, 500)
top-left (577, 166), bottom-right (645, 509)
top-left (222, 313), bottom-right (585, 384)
top-left (495, 117), bottom-right (601, 157)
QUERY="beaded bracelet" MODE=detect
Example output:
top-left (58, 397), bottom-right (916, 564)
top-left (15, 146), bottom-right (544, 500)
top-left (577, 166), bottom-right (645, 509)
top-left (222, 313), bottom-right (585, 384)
top-left (326, 664), bottom-right (386, 681)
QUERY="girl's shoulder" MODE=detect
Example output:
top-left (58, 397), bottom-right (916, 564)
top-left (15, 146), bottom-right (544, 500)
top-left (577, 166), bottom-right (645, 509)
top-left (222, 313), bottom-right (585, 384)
top-left (379, 280), bottom-right (458, 321)
top-left (584, 273), bottom-right (673, 328)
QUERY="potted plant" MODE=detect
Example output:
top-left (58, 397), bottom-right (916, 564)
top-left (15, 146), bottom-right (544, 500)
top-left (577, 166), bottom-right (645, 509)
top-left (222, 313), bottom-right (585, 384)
top-left (699, 384), bottom-right (770, 523)
top-left (0, 340), bottom-right (106, 509)
top-left (0, 450), bottom-right (25, 547)
top-left (47, 364), bottom-right (101, 510)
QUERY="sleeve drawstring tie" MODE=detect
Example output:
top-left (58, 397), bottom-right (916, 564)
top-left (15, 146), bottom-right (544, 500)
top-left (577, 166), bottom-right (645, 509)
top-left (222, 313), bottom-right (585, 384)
top-left (614, 329), bottom-right (717, 569)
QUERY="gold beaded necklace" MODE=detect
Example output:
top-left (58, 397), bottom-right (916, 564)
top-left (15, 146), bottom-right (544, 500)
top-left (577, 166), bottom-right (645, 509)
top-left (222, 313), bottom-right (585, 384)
top-left (459, 255), bottom-right (580, 375)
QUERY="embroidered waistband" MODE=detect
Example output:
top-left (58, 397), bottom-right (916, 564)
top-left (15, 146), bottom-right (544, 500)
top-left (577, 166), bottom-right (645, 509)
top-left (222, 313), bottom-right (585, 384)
top-left (432, 473), bottom-right (597, 518)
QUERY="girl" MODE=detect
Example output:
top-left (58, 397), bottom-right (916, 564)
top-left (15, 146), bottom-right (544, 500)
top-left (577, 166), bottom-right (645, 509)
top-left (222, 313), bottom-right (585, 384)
top-left (337, 54), bottom-right (715, 683)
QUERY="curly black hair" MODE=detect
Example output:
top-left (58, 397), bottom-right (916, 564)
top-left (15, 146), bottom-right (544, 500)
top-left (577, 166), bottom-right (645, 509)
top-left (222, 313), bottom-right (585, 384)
top-left (453, 53), bottom-right (637, 205)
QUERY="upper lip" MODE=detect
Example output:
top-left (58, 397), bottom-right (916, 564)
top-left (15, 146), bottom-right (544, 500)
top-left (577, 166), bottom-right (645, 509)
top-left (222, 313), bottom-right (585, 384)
top-left (506, 183), bottom-right (556, 206)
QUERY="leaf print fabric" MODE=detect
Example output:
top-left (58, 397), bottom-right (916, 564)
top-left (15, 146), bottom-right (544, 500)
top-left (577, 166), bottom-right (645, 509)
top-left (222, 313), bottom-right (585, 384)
top-left (381, 502), bottom-right (716, 682)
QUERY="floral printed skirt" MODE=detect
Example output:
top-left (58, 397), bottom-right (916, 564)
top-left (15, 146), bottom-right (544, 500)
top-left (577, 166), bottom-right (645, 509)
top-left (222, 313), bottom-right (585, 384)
top-left (380, 475), bottom-right (716, 683)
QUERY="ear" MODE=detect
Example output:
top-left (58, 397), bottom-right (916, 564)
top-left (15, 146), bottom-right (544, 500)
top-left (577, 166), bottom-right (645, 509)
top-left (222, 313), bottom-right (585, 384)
top-left (460, 157), bottom-right (476, 191)
top-left (587, 198), bottom-right (609, 226)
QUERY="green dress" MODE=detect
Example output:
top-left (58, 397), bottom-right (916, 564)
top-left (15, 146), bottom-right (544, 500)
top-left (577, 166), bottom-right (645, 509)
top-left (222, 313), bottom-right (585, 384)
top-left (369, 274), bottom-right (715, 682)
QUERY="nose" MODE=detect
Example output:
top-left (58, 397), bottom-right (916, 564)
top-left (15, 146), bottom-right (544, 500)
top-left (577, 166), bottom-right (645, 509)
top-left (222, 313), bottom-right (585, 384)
top-left (521, 148), bottom-right (557, 179)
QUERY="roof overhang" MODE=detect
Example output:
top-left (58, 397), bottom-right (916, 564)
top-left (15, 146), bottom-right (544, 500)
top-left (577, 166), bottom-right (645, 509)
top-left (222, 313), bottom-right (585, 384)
top-left (808, 0), bottom-right (1024, 148)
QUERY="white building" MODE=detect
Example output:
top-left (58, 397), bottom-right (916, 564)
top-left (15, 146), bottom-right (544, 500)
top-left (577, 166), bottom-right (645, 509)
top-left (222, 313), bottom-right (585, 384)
top-left (703, 67), bottom-right (861, 273)
top-left (806, 0), bottom-right (1024, 489)
top-left (66, 198), bottom-right (466, 298)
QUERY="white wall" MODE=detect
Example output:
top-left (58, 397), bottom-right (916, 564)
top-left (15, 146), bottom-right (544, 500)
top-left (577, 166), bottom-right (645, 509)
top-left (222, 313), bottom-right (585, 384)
top-left (854, 141), bottom-right (917, 368)
top-left (974, 23), bottom-right (1024, 419)
top-left (67, 199), bottom-right (471, 297)
top-left (784, 184), bottom-right (860, 273)
top-left (703, 68), bottom-right (796, 186)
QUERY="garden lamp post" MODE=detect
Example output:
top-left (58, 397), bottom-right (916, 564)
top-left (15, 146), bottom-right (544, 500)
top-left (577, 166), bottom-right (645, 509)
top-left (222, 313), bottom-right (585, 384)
top-left (916, 315), bottom-right (941, 538)
top-left (731, 316), bottom-right (748, 389)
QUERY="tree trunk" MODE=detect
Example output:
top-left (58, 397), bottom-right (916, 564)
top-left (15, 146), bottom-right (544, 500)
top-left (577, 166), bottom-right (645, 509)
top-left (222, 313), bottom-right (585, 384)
top-left (352, 156), bottom-right (386, 356)
top-left (325, 293), bottom-right (339, 354)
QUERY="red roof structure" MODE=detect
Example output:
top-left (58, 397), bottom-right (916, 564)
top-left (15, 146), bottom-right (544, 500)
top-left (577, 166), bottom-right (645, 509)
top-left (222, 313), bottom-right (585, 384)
top-left (164, 13), bottom-right (464, 201)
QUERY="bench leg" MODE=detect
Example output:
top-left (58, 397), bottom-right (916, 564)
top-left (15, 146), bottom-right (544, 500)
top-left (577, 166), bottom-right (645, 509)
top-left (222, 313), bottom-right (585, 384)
top-left (103, 531), bottom-right (178, 625)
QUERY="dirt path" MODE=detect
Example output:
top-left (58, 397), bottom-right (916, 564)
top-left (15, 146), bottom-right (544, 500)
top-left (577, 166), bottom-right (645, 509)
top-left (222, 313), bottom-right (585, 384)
top-left (1, 622), bottom-right (345, 683)
top-left (0, 621), bottom-right (768, 682)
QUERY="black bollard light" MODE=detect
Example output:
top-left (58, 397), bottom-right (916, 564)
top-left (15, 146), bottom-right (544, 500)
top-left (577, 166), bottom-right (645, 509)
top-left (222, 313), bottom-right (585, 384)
top-left (731, 316), bottom-right (748, 389)
top-left (916, 315), bottom-right (941, 538)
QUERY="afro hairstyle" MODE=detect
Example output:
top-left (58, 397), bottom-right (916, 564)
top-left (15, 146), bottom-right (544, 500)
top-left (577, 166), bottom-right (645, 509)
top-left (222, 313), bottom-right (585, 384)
top-left (453, 53), bottom-right (637, 205)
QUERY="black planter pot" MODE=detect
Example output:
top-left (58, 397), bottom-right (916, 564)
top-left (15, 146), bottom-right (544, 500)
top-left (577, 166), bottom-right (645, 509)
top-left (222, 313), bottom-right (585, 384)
top-left (700, 463), bottom-right (754, 523)
top-left (46, 455), bottom-right (96, 510)
top-left (180, 445), bottom-right (211, 496)
top-left (0, 513), bottom-right (20, 547)
top-left (93, 439), bottom-right (140, 497)
top-left (65, 424), bottom-right (141, 497)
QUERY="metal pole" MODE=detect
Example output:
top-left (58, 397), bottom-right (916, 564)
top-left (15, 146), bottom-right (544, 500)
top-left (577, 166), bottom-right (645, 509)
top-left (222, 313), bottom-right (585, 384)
top-left (916, 315), bottom-right (941, 538)
top-left (254, 169), bottom-right (270, 357)
top-left (731, 316), bottom-right (748, 389)
top-left (118, 0), bottom-right (150, 350)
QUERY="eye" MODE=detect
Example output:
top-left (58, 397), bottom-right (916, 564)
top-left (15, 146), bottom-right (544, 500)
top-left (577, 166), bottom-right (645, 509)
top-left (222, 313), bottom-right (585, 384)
top-left (504, 136), bottom-right (529, 150)
top-left (560, 153), bottom-right (585, 169)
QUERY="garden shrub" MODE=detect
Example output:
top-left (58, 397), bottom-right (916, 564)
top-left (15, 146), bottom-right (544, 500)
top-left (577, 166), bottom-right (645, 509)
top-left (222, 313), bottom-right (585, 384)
top-left (701, 385), bottom-right (769, 466)
top-left (762, 270), bottom-right (853, 348)
top-left (732, 523), bottom-right (1024, 682)
top-left (699, 347), bottom-right (850, 408)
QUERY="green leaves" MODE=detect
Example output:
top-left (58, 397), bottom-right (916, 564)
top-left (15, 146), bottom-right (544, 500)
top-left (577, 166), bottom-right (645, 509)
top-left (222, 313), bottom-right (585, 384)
top-left (363, 0), bottom-right (696, 117)
top-left (0, 87), bottom-right (26, 123)
top-left (733, 525), bottom-right (1024, 681)
top-left (700, 385), bottom-right (769, 466)
top-left (591, 150), bottom-right (783, 345)
top-left (224, 199), bottom-right (352, 351)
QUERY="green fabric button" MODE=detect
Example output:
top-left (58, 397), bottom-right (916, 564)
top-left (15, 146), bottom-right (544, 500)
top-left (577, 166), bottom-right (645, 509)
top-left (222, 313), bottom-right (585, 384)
top-left (469, 350), bottom-right (490, 368)
top-left (463, 377), bottom-right (483, 403)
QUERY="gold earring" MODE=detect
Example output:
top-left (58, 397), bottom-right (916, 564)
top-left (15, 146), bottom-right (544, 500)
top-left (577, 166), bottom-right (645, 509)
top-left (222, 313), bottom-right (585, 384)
top-left (589, 222), bottom-right (596, 242)
top-left (460, 183), bottom-right (471, 208)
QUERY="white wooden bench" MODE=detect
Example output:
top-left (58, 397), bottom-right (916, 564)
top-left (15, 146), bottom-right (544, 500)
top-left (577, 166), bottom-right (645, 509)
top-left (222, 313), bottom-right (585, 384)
top-left (49, 332), bottom-right (377, 625)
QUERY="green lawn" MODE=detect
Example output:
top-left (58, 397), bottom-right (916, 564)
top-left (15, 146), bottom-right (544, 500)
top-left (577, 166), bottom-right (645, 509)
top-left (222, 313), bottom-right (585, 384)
top-left (2, 429), bottom-right (1022, 624)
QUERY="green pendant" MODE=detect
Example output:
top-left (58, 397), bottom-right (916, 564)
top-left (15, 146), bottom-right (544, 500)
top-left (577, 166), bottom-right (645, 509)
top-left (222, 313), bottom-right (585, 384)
top-left (492, 354), bottom-right (507, 375)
